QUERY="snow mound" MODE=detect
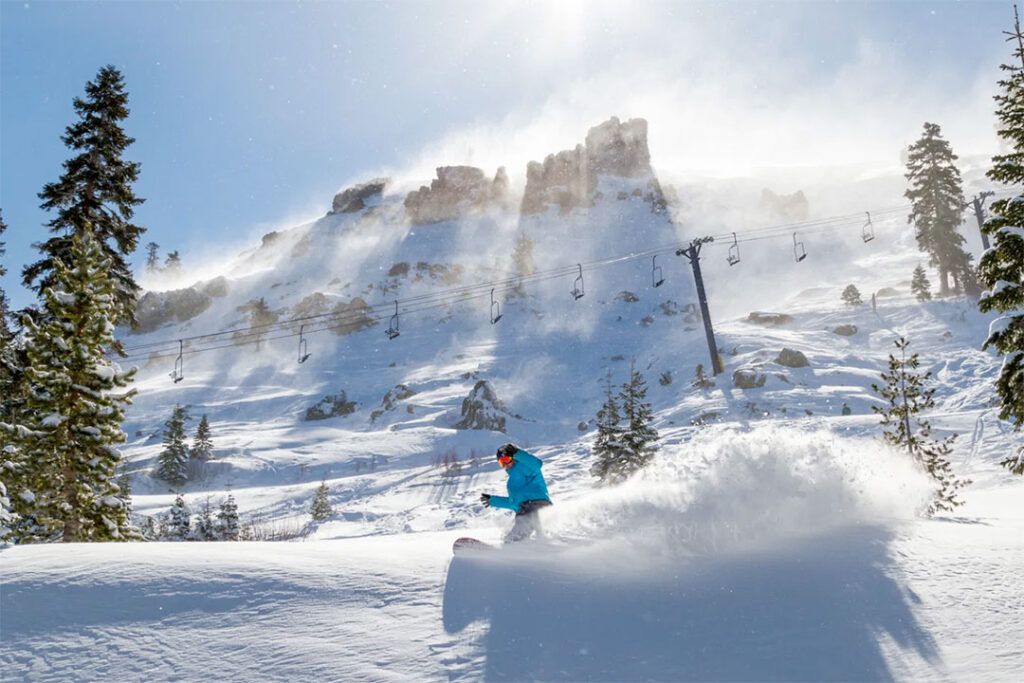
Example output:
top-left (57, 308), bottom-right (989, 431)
top-left (545, 425), bottom-right (933, 560)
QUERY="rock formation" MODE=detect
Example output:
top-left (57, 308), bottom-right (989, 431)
top-left (134, 287), bottom-right (213, 333)
top-left (521, 117), bottom-right (665, 215)
top-left (404, 166), bottom-right (509, 224)
top-left (304, 391), bottom-right (358, 421)
top-left (330, 178), bottom-right (390, 214)
top-left (775, 348), bottom-right (810, 368)
top-left (454, 380), bottom-right (509, 432)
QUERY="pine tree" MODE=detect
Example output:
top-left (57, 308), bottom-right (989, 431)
top-left (190, 414), bottom-right (214, 461)
top-left (0, 478), bottom-right (15, 546)
top-left (692, 363), bottom-right (714, 389)
top-left (508, 231), bottom-right (536, 298)
top-left (163, 250), bottom-right (181, 274)
top-left (194, 496), bottom-right (216, 541)
top-left (841, 284), bottom-right (863, 307)
top-left (904, 122), bottom-right (973, 296)
top-left (0, 209), bottom-right (9, 335)
top-left (217, 494), bottom-right (240, 541)
top-left (22, 66), bottom-right (144, 325)
top-left (246, 297), bottom-right (277, 350)
top-left (911, 264), bottom-right (933, 302)
top-left (167, 494), bottom-right (191, 541)
top-left (0, 210), bottom-right (29, 465)
top-left (0, 229), bottom-right (137, 542)
top-left (310, 480), bottom-right (333, 521)
top-left (979, 9), bottom-right (1024, 475)
top-left (871, 337), bottom-right (969, 514)
top-left (590, 371), bottom-right (628, 484)
top-left (620, 362), bottom-right (659, 471)
top-left (116, 467), bottom-right (133, 519)
top-left (145, 242), bottom-right (160, 273)
top-left (155, 405), bottom-right (190, 487)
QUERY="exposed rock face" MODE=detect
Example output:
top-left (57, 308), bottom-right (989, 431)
top-left (370, 384), bottom-right (418, 422)
top-left (775, 348), bottom-right (810, 368)
top-left (331, 178), bottom-right (389, 214)
top-left (201, 277), bottom-right (230, 298)
top-left (134, 287), bottom-right (212, 333)
top-left (833, 324), bottom-right (858, 336)
top-left (746, 311), bottom-right (795, 327)
top-left (760, 189), bottom-right (809, 222)
top-left (304, 391), bottom-right (358, 421)
top-left (404, 166), bottom-right (509, 224)
top-left (521, 117), bottom-right (663, 215)
top-left (454, 380), bottom-right (509, 432)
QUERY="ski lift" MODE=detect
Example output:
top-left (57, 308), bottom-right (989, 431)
top-left (490, 288), bottom-right (503, 324)
top-left (652, 255), bottom-right (665, 288)
top-left (571, 263), bottom-right (585, 300)
top-left (297, 324), bottom-right (311, 363)
top-left (170, 340), bottom-right (184, 384)
top-left (385, 300), bottom-right (400, 340)
top-left (793, 233), bottom-right (807, 262)
top-left (727, 232), bottom-right (741, 266)
top-left (861, 211), bottom-right (875, 243)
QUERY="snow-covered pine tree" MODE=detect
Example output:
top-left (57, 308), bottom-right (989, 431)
top-left (979, 9), bottom-right (1024, 475)
top-left (116, 467), bottom-right (133, 519)
top-left (190, 414), bottom-right (214, 461)
top-left (167, 494), bottom-right (191, 541)
top-left (155, 405), bottom-right (190, 487)
top-left (22, 66), bottom-right (144, 325)
top-left (871, 337), bottom-right (969, 514)
top-left (0, 209), bottom-right (28, 439)
top-left (193, 496), bottom-right (216, 541)
top-left (0, 478), bottom-right (15, 546)
top-left (0, 229), bottom-right (137, 542)
top-left (602, 362), bottom-right (659, 483)
top-left (590, 371), bottom-right (629, 484)
top-left (310, 480), bottom-right (333, 521)
top-left (841, 284), bottom-right (863, 307)
top-left (911, 264), bottom-right (933, 302)
top-left (904, 122), bottom-right (973, 296)
top-left (246, 297), bottom-right (277, 350)
top-left (144, 242), bottom-right (160, 273)
top-left (217, 494), bottom-right (240, 541)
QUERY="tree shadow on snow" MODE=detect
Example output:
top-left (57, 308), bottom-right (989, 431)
top-left (442, 525), bottom-right (941, 682)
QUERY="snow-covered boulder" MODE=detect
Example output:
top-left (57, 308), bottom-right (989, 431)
top-left (454, 380), bottom-right (509, 432)
top-left (775, 348), bottom-right (810, 368)
top-left (733, 368), bottom-right (768, 389)
top-left (833, 324), bottom-right (858, 336)
top-left (304, 391), bottom-right (358, 421)
top-left (370, 384), bottom-right (418, 422)
top-left (746, 311), bottom-right (795, 327)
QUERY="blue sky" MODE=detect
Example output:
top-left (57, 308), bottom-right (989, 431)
top-left (0, 0), bottom-right (1015, 310)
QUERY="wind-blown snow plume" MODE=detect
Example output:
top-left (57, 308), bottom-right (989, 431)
top-left (545, 425), bottom-right (933, 559)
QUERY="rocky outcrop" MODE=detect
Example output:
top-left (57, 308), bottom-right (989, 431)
top-left (833, 324), bottom-right (858, 336)
top-left (134, 287), bottom-right (212, 333)
top-left (454, 380), bottom-right (509, 432)
top-left (404, 166), bottom-right (508, 224)
top-left (521, 117), bottom-right (664, 215)
top-left (760, 189), bottom-right (809, 222)
top-left (329, 297), bottom-right (377, 336)
top-left (304, 391), bottom-right (358, 421)
top-left (331, 178), bottom-right (389, 214)
top-left (370, 384), bottom-right (417, 422)
top-left (733, 368), bottom-right (768, 389)
top-left (775, 348), bottom-right (810, 368)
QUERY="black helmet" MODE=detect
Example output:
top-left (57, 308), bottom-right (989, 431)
top-left (496, 443), bottom-right (519, 459)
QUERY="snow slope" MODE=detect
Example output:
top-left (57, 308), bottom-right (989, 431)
top-left (3, 130), bottom-right (1024, 681)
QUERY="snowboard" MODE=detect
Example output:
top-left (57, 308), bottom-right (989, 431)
top-left (452, 537), bottom-right (498, 555)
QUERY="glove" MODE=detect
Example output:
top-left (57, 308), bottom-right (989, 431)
top-left (480, 493), bottom-right (492, 508)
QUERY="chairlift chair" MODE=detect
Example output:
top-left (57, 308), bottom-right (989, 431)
top-left (385, 300), bottom-right (400, 340)
top-left (490, 288), bottom-right (503, 324)
top-left (297, 324), bottom-right (311, 363)
top-left (652, 255), bottom-right (665, 288)
top-left (171, 339), bottom-right (184, 383)
top-left (861, 211), bottom-right (875, 243)
top-left (793, 233), bottom-right (807, 262)
top-left (727, 232), bottom-right (741, 266)
top-left (571, 263), bottom-right (585, 300)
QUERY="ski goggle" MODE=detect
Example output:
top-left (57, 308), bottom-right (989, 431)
top-left (497, 454), bottom-right (514, 468)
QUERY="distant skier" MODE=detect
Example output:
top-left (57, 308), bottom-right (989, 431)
top-left (479, 443), bottom-right (552, 543)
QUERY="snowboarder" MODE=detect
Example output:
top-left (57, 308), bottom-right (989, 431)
top-left (479, 443), bottom-right (552, 543)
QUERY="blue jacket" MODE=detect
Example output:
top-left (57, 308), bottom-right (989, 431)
top-left (488, 449), bottom-right (550, 513)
